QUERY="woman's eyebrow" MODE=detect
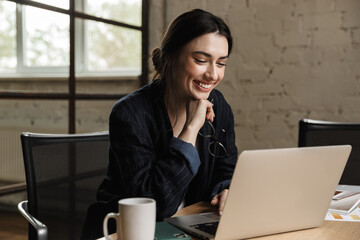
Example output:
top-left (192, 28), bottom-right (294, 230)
top-left (193, 51), bottom-right (229, 59)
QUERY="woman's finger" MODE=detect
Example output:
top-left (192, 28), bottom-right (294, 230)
top-left (211, 194), bottom-right (219, 206)
top-left (206, 103), bottom-right (215, 122)
top-left (218, 189), bottom-right (229, 215)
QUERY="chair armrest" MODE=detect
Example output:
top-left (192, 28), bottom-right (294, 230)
top-left (18, 200), bottom-right (48, 240)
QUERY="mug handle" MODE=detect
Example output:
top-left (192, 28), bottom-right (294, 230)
top-left (103, 212), bottom-right (120, 240)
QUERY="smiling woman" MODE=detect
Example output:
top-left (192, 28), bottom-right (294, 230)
top-left (171, 33), bottom-right (229, 101)
top-left (82, 9), bottom-right (238, 239)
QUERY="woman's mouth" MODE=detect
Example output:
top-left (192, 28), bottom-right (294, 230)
top-left (194, 80), bottom-right (213, 89)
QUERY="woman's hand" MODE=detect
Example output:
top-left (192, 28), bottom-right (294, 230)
top-left (211, 189), bottom-right (228, 216)
top-left (186, 99), bottom-right (215, 128)
top-left (178, 99), bottom-right (214, 146)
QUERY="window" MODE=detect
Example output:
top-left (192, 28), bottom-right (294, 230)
top-left (0, 1), bottom-right (16, 73)
top-left (0, 0), bottom-right (146, 77)
top-left (0, 0), bottom-right (148, 186)
top-left (0, 0), bottom-right (149, 133)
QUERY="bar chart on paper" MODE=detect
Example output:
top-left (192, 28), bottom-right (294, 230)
top-left (326, 208), bottom-right (360, 222)
top-left (326, 192), bottom-right (360, 222)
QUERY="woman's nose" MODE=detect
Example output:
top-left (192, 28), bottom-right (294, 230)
top-left (205, 64), bottom-right (218, 81)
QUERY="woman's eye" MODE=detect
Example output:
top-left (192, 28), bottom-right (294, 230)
top-left (194, 58), bottom-right (206, 64)
top-left (217, 62), bottom-right (227, 67)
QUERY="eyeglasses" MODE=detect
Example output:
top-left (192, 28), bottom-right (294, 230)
top-left (198, 120), bottom-right (229, 158)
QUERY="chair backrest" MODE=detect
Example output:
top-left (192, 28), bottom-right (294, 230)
top-left (21, 131), bottom-right (109, 240)
top-left (298, 118), bottom-right (360, 187)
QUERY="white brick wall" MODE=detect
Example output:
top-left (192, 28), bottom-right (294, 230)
top-left (296, 0), bottom-right (335, 14)
top-left (149, 0), bottom-right (360, 152)
top-left (334, 0), bottom-right (360, 12)
top-left (3, 0), bottom-right (357, 188)
top-left (353, 29), bottom-right (360, 43)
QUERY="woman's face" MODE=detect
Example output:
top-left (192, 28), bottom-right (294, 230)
top-left (171, 32), bottom-right (229, 101)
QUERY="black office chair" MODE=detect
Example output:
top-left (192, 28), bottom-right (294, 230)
top-left (17, 131), bottom-right (109, 240)
top-left (298, 118), bottom-right (360, 187)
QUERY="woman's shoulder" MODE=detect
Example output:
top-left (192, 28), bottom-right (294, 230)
top-left (209, 88), bottom-right (234, 122)
top-left (109, 80), bottom-right (165, 138)
top-left (210, 88), bottom-right (224, 97)
top-left (111, 80), bottom-right (162, 114)
top-left (210, 88), bottom-right (230, 107)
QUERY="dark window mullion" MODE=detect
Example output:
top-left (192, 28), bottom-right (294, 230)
top-left (7, 0), bottom-right (69, 15)
top-left (75, 11), bottom-right (142, 31)
top-left (0, 92), bottom-right (125, 100)
top-left (69, 0), bottom-right (76, 134)
top-left (141, 0), bottom-right (149, 87)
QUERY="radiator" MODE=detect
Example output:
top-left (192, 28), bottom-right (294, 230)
top-left (0, 128), bottom-right (25, 182)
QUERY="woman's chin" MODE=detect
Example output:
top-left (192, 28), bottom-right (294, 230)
top-left (191, 91), bottom-right (211, 100)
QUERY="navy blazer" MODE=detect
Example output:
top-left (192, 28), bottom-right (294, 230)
top-left (81, 80), bottom-right (238, 239)
top-left (98, 79), bottom-right (238, 215)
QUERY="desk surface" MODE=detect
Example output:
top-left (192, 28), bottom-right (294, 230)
top-left (98, 201), bottom-right (360, 240)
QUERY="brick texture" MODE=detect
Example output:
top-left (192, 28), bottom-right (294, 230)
top-left (151, 0), bottom-right (360, 152)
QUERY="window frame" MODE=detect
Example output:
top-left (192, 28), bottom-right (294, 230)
top-left (0, 0), bottom-right (149, 133)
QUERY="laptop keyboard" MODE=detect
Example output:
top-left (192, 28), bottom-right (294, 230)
top-left (191, 222), bottom-right (219, 236)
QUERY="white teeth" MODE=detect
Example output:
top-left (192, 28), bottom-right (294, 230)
top-left (198, 82), bottom-right (212, 89)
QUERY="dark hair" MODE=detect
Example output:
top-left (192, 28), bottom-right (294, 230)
top-left (152, 9), bottom-right (233, 81)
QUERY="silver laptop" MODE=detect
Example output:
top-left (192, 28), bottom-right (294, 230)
top-left (165, 145), bottom-right (351, 240)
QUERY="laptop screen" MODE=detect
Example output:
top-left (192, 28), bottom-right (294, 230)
top-left (301, 129), bottom-right (360, 191)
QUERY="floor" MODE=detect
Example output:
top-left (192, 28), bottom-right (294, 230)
top-left (0, 182), bottom-right (27, 240)
top-left (0, 210), bottom-right (27, 240)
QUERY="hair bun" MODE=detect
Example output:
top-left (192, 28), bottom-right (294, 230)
top-left (152, 47), bottom-right (162, 72)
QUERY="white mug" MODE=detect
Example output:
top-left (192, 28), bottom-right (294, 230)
top-left (103, 198), bottom-right (156, 240)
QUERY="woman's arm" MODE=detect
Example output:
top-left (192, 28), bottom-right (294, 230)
top-left (104, 105), bottom-right (201, 219)
top-left (209, 92), bottom-right (238, 212)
